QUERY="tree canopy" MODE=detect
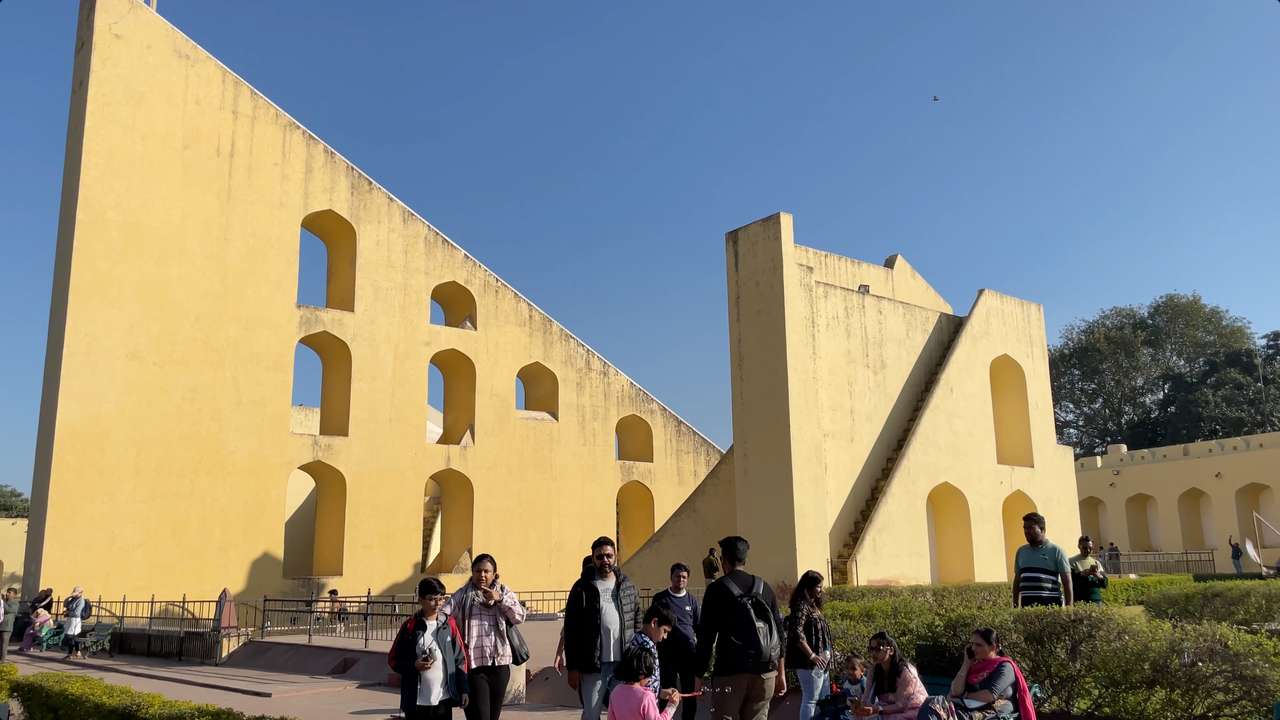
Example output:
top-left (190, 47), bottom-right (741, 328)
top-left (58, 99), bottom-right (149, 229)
top-left (1051, 293), bottom-right (1278, 457)
top-left (0, 484), bottom-right (29, 518)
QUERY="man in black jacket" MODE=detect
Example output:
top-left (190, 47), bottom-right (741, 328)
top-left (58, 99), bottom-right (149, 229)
top-left (694, 536), bottom-right (786, 720)
top-left (564, 536), bottom-right (642, 720)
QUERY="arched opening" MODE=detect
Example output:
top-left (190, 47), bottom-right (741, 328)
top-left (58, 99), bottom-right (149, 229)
top-left (291, 331), bottom-right (351, 436)
top-left (617, 481), bottom-right (655, 563)
top-left (925, 482), bottom-right (975, 584)
top-left (1079, 496), bottom-right (1108, 544)
top-left (283, 461), bottom-right (346, 578)
top-left (430, 281), bottom-right (477, 330)
top-left (1125, 493), bottom-right (1161, 551)
top-left (516, 362), bottom-right (559, 420)
top-left (1002, 491), bottom-right (1038, 580)
top-left (427, 349), bottom-right (476, 445)
top-left (297, 210), bottom-right (356, 311)
top-left (424, 469), bottom-right (475, 574)
top-left (1177, 487), bottom-right (1215, 550)
top-left (1236, 483), bottom-right (1280, 548)
top-left (989, 355), bottom-right (1034, 467)
top-left (615, 415), bottom-right (653, 462)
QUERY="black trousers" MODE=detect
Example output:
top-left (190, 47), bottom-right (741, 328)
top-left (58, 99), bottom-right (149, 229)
top-left (659, 642), bottom-right (698, 720)
top-left (408, 704), bottom-right (453, 720)
top-left (464, 664), bottom-right (511, 720)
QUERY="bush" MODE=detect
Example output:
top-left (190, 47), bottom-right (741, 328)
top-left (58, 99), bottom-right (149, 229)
top-left (1194, 572), bottom-right (1270, 582)
top-left (826, 582), bottom-right (1011, 610)
top-left (0, 662), bottom-right (16, 698)
top-left (824, 601), bottom-right (1280, 720)
top-left (1098, 573), bottom-right (1195, 606)
top-left (1145, 580), bottom-right (1280, 627)
top-left (11, 673), bottom-right (298, 719)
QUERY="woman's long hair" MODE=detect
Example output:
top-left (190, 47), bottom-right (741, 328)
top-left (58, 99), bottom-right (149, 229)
top-left (870, 631), bottom-right (908, 695)
top-left (789, 570), bottom-right (825, 612)
top-left (973, 627), bottom-right (1008, 658)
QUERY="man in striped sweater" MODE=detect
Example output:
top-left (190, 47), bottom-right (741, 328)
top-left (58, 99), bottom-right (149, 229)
top-left (1012, 512), bottom-right (1073, 608)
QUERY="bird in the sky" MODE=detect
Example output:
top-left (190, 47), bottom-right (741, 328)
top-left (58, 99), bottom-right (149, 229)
top-left (931, 96), bottom-right (941, 102)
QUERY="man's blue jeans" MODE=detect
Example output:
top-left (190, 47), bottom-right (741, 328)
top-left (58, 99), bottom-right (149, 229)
top-left (1233, 557), bottom-right (1245, 575)
top-left (580, 661), bottom-right (618, 720)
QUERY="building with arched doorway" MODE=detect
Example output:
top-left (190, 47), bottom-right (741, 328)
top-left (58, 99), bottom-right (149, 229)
top-left (1075, 433), bottom-right (1280, 573)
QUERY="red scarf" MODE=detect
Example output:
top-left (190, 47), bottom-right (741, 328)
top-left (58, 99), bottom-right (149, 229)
top-left (966, 656), bottom-right (1035, 720)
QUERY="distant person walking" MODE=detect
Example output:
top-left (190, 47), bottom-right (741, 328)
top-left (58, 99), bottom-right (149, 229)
top-left (391, 577), bottom-right (470, 720)
top-left (1228, 535), bottom-right (1245, 575)
top-left (1013, 513), bottom-right (1072, 607)
top-left (442, 554), bottom-right (527, 720)
top-left (702, 548), bottom-right (721, 583)
top-left (694, 536), bottom-right (786, 720)
top-left (651, 563), bottom-right (700, 720)
top-left (565, 537), bottom-right (642, 720)
top-left (1069, 536), bottom-right (1108, 604)
top-left (1104, 543), bottom-right (1121, 574)
top-left (787, 571), bottom-right (832, 720)
top-left (62, 586), bottom-right (87, 659)
top-left (0, 587), bottom-right (17, 661)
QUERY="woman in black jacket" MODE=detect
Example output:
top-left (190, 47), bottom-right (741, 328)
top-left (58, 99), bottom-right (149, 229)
top-left (787, 570), bottom-right (832, 720)
top-left (391, 578), bottom-right (470, 720)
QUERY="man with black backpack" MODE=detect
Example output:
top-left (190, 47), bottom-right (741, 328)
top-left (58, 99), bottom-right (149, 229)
top-left (694, 536), bottom-right (786, 720)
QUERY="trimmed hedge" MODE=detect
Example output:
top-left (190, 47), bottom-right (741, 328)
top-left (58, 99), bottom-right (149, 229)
top-left (826, 575), bottom-right (1195, 609)
top-left (1098, 573), bottom-right (1195, 606)
top-left (11, 673), bottom-right (297, 720)
top-left (1145, 579), bottom-right (1280, 627)
top-left (1194, 572), bottom-right (1270, 582)
top-left (0, 662), bottom-right (16, 699)
top-left (824, 600), bottom-right (1280, 720)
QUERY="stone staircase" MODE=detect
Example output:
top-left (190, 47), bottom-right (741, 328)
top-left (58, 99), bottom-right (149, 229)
top-left (419, 496), bottom-right (442, 572)
top-left (831, 321), bottom-right (963, 585)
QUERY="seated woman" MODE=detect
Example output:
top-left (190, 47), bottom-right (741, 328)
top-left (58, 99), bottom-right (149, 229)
top-left (20, 607), bottom-right (54, 652)
top-left (859, 631), bottom-right (926, 720)
top-left (917, 628), bottom-right (1036, 720)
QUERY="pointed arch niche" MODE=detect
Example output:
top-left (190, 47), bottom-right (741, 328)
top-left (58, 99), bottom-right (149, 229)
top-left (283, 461), bottom-right (347, 578)
top-left (297, 210), bottom-right (356, 311)
top-left (1177, 487), bottom-right (1216, 551)
top-left (1001, 491), bottom-right (1038, 580)
top-left (615, 415), bottom-right (653, 462)
top-left (926, 482), bottom-right (975, 584)
top-left (423, 469), bottom-right (475, 574)
top-left (1236, 483), bottom-right (1279, 548)
top-left (516, 362), bottom-right (559, 420)
top-left (427, 349), bottom-right (476, 445)
top-left (989, 355), bottom-right (1034, 467)
top-left (430, 281), bottom-right (477, 330)
top-left (1079, 496), bottom-right (1109, 544)
top-left (291, 331), bottom-right (352, 436)
top-left (1125, 493), bottom-right (1161, 551)
top-left (617, 480), bottom-right (655, 563)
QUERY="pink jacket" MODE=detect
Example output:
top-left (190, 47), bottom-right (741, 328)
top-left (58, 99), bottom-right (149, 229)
top-left (863, 662), bottom-right (927, 720)
top-left (608, 683), bottom-right (676, 720)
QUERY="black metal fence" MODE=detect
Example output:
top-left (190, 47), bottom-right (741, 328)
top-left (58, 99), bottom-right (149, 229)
top-left (1102, 550), bottom-right (1217, 575)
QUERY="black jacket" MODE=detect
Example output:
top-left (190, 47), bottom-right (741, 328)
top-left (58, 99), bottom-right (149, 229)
top-left (564, 567), bottom-right (642, 673)
top-left (390, 611), bottom-right (470, 714)
top-left (695, 569), bottom-right (785, 676)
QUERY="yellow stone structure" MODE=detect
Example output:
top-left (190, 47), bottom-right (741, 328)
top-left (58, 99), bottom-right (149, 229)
top-left (1075, 432), bottom-right (1280, 572)
top-left (625, 214), bottom-right (1080, 587)
top-left (25, 0), bottom-right (721, 600)
top-left (28, 0), bottom-right (1082, 599)
top-left (0, 518), bottom-right (28, 591)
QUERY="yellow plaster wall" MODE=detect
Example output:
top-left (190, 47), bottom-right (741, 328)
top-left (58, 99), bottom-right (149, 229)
top-left (27, 0), bottom-right (722, 600)
top-left (0, 519), bottom-right (27, 591)
top-left (1076, 432), bottom-right (1280, 571)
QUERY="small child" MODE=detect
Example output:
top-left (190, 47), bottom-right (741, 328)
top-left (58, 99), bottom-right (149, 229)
top-left (817, 654), bottom-right (868, 720)
top-left (622, 604), bottom-right (676, 700)
top-left (610, 645), bottom-right (680, 720)
top-left (390, 577), bottom-right (470, 719)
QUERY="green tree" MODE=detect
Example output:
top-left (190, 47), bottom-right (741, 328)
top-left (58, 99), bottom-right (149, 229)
top-left (1050, 293), bottom-right (1276, 456)
top-left (0, 484), bottom-right (30, 518)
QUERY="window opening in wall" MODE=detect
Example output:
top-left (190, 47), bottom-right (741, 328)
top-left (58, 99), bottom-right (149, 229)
top-left (516, 362), bottom-right (558, 420)
top-left (283, 461), bottom-right (347, 578)
top-left (430, 282), bottom-right (477, 330)
top-left (989, 355), bottom-right (1034, 467)
top-left (290, 332), bottom-right (351, 436)
top-left (428, 349), bottom-right (476, 445)
top-left (296, 210), bottom-right (356, 311)
top-left (615, 414), bottom-right (654, 462)
top-left (616, 481), bottom-right (655, 563)
top-left (926, 482), bottom-right (975, 584)
top-left (422, 469), bottom-right (475, 574)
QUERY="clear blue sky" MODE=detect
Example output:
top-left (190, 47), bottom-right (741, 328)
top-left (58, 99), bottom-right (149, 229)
top-left (3, 1), bottom-right (1278, 492)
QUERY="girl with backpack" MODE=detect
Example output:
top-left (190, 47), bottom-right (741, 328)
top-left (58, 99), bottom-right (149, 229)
top-left (391, 577), bottom-right (471, 719)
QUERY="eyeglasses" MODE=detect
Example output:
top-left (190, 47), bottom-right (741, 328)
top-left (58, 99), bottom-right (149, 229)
top-left (867, 645), bottom-right (885, 652)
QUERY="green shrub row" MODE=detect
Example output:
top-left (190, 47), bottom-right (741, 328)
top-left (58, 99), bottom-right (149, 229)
top-left (0, 662), bottom-right (16, 699)
top-left (10, 673), bottom-right (297, 720)
top-left (1145, 579), bottom-right (1280, 627)
top-left (825, 574), bottom-right (1196, 609)
top-left (824, 600), bottom-right (1280, 720)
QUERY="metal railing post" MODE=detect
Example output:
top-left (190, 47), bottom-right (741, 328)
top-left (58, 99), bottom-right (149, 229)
top-left (147, 595), bottom-right (155, 656)
top-left (364, 588), bottom-right (372, 649)
top-left (179, 593), bottom-right (188, 661)
top-left (306, 589), bottom-right (316, 645)
top-left (260, 595), bottom-right (268, 639)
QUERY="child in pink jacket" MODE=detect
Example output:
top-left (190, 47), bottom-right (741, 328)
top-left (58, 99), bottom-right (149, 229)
top-left (609, 645), bottom-right (681, 720)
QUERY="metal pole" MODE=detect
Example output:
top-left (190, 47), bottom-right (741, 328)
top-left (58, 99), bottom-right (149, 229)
top-left (364, 588), bottom-right (371, 649)
top-left (260, 595), bottom-right (268, 639)
top-left (306, 589), bottom-right (315, 645)
top-left (147, 595), bottom-right (155, 657)
top-left (179, 593), bottom-right (188, 661)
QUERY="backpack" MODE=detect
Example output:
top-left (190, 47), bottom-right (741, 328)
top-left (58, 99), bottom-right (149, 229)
top-left (725, 575), bottom-right (780, 669)
top-left (80, 599), bottom-right (93, 621)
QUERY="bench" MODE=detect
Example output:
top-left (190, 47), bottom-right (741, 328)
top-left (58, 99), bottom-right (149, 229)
top-left (73, 623), bottom-right (116, 658)
top-left (34, 624), bottom-right (65, 652)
